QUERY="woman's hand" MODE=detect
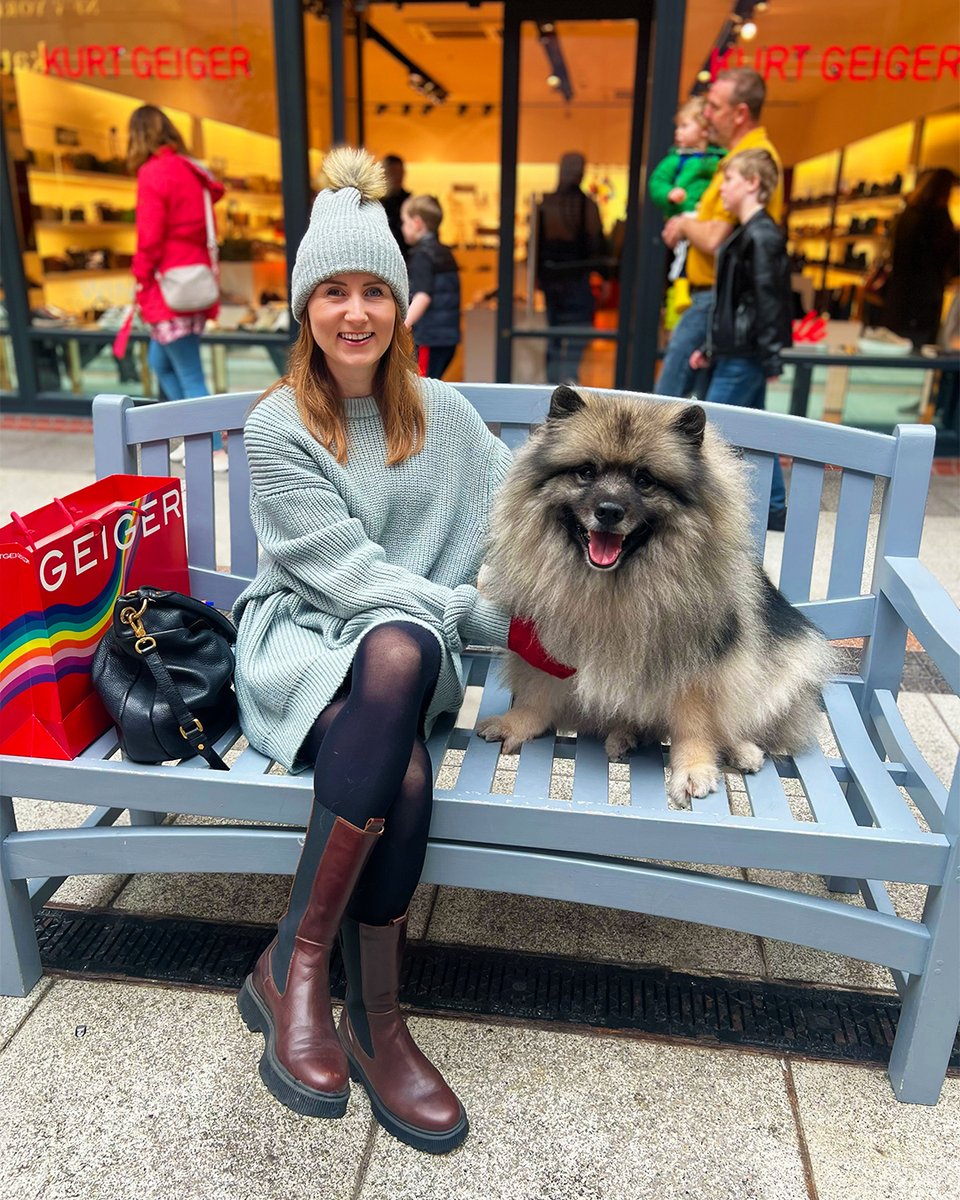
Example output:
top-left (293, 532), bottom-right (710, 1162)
top-left (667, 186), bottom-right (687, 205)
top-left (688, 349), bottom-right (710, 371)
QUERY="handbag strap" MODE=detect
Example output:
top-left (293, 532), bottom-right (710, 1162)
top-left (120, 595), bottom-right (230, 770)
top-left (138, 646), bottom-right (230, 770)
top-left (202, 187), bottom-right (219, 272)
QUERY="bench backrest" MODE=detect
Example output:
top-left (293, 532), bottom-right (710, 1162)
top-left (92, 385), bottom-right (935, 652)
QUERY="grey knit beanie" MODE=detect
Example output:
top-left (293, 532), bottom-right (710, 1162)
top-left (290, 147), bottom-right (409, 322)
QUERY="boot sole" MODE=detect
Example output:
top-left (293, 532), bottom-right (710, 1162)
top-left (237, 977), bottom-right (349, 1119)
top-left (345, 1054), bottom-right (469, 1154)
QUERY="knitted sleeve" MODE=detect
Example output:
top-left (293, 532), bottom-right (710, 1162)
top-left (245, 413), bottom-right (511, 653)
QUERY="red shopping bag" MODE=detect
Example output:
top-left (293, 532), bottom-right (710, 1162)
top-left (0, 475), bottom-right (190, 760)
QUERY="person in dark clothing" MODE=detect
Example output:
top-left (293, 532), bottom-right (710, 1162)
top-left (881, 167), bottom-right (959, 349)
top-left (536, 152), bottom-right (609, 385)
top-left (690, 148), bottom-right (792, 529)
top-left (381, 154), bottom-right (411, 260)
top-left (401, 194), bottom-right (461, 379)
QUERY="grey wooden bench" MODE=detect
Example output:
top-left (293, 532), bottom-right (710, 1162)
top-left (2, 385), bottom-right (957, 1105)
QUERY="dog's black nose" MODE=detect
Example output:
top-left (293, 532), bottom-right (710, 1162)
top-left (595, 501), bottom-right (625, 526)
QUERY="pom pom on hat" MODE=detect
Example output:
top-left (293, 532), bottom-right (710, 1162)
top-left (290, 146), bottom-right (409, 323)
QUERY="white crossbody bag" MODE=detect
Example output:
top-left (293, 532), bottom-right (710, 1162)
top-left (155, 186), bottom-right (220, 312)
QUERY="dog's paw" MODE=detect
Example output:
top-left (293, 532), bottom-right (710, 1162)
top-left (726, 741), bottom-right (765, 774)
top-left (604, 728), bottom-right (637, 761)
top-left (668, 763), bottom-right (721, 807)
top-left (476, 710), bottom-right (545, 755)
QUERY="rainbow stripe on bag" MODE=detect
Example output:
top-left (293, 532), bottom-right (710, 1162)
top-left (0, 501), bottom-right (144, 709)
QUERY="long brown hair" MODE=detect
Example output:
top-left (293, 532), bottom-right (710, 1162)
top-left (126, 105), bottom-right (187, 173)
top-left (260, 315), bottom-right (426, 466)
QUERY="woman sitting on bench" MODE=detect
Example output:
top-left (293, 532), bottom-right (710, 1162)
top-left (232, 147), bottom-right (549, 1154)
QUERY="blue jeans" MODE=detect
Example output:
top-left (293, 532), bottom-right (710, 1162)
top-left (655, 288), bottom-right (713, 398)
top-left (148, 334), bottom-right (222, 450)
top-left (705, 356), bottom-right (787, 511)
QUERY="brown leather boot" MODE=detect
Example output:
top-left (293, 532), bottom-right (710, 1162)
top-left (338, 914), bottom-right (469, 1153)
top-left (237, 807), bottom-right (383, 1117)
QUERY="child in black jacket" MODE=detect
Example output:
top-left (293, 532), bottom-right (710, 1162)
top-left (689, 148), bottom-right (793, 528)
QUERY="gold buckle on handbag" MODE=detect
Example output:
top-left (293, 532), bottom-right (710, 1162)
top-left (179, 718), bottom-right (204, 741)
top-left (120, 598), bottom-right (157, 654)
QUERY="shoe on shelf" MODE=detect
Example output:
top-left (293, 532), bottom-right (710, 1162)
top-left (169, 441), bottom-right (186, 464)
top-left (212, 450), bottom-right (229, 473)
top-left (857, 327), bottom-right (913, 357)
top-left (767, 508), bottom-right (787, 532)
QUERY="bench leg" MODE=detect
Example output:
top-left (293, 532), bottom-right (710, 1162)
top-left (0, 795), bottom-right (43, 997)
top-left (887, 836), bottom-right (959, 1103)
top-left (825, 782), bottom-right (864, 893)
top-left (129, 809), bottom-right (164, 826)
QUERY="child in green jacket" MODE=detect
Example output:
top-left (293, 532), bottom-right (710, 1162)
top-left (649, 96), bottom-right (724, 219)
top-left (649, 97), bottom-right (724, 328)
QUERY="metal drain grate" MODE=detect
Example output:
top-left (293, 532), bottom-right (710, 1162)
top-left (36, 906), bottom-right (960, 1070)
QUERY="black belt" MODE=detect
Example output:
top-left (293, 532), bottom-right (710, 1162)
top-left (689, 284), bottom-right (712, 294)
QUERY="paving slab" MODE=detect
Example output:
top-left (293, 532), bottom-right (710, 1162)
top-left (425, 886), bottom-right (767, 976)
top-left (0, 979), bottom-right (54, 1048)
top-left (791, 1060), bottom-right (960, 1200)
top-left (0, 977), bottom-right (371, 1200)
top-left (359, 1020), bottom-right (809, 1200)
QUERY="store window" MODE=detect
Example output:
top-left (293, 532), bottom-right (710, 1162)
top-left (673, 2), bottom-right (959, 428)
top-left (0, 1), bottom-right (285, 399)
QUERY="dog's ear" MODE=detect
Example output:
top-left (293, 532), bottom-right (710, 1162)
top-left (673, 404), bottom-right (706, 447)
top-left (548, 385), bottom-right (586, 421)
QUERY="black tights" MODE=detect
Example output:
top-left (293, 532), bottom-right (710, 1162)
top-left (301, 622), bottom-right (441, 926)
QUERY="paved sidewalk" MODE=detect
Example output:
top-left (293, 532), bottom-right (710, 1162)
top-left (1, 421), bottom-right (958, 1200)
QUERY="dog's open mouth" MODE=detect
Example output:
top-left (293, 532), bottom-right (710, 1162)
top-left (586, 530), bottom-right (624, 569)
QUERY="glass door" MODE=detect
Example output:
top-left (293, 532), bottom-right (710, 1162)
top-left (496, 2), bottom-right (651, 386)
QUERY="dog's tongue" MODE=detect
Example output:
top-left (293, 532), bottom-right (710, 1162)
top-left (588, 531), bottom-right (624, 567)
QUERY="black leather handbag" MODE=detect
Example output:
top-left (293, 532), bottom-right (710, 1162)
top-left (92, 587), bottom-right (237, 769)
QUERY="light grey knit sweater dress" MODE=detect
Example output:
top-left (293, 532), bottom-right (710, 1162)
top-left (234, 376), bottom-right (513, 770)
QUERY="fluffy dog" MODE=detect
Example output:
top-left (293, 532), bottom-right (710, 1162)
top-left (477, 386), bottom-right (835, 806)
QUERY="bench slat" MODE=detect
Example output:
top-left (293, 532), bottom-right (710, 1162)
top-left (743, 450), bottom-right (774, 558)
top-left (628, 742), bottom-right (668, 810)
top-left (228, 742), bottom-right (276, 778)
top-left (828, 469), bottom-right (875, 599)
top-left (183, 438), bottom-right (217, 569)
top-left (824, 683), bottom-right (921, 834)
top-left (792, 745), bottom-right (857, 829)
top-left (454, 672), bottom-right (514, 797)
top-left (572, 737), bottom-right (613, 810)
top-left (141, 440), bottom-right (173, 477)
top-left (498, 423), bottom-right (531, 453)
top-left (227, 433), bottom-right (258, 578)
top-left (743, 755), bottom-right (794, 822)
top-left (689, 773), bottom-right (732, 818)
top-left (868, 690), bottom-right (947, 833)
top-left (779, 461), bottom-right (823, 603)
top-left (513, 734), bottom-right (558, 799)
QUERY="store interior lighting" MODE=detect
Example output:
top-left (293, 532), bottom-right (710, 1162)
top-left (364, 22), bottom-right (448, 105)
top-left (537, 22), bottom-right (573, 101)
top-left (690, 1), bottom-right (765, 93)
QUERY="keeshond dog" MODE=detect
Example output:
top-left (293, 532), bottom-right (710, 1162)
top-left (477, 386), bottom-right (835, 807)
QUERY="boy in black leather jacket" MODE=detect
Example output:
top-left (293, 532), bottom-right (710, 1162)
top-left (689, 148), bottom-right (793, 528)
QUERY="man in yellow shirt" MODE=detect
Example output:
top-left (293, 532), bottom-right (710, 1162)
top-left (656, 68), bottom-right (783, 399)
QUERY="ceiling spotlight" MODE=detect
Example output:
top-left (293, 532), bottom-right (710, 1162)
top-left (740, 20), bottom-right (758, 39)
top-left (409, 71), bottom-right (423, 86)
top-left (547, 74), bottom-right (561, 88)
top-left (541, 22), bottom-right (554, 34)
top-left (754, 2), bottom-right (768, 10)
top-left (697, 69), bottom-right (712, 83)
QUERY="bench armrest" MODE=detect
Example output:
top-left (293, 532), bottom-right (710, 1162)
top-left (878, 556), bottom-right (960, 693)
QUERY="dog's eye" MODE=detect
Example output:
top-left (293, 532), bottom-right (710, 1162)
top-left (575, 464), bottom-right (597, 483)
top-left (634, 467), bottom-right (656, 489)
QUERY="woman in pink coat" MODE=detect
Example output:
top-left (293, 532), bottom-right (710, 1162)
top-left (127, 105), bottom-right (227, 468)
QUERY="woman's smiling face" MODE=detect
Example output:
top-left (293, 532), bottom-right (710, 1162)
top-left (306, 273), bottom-right (397, 396)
